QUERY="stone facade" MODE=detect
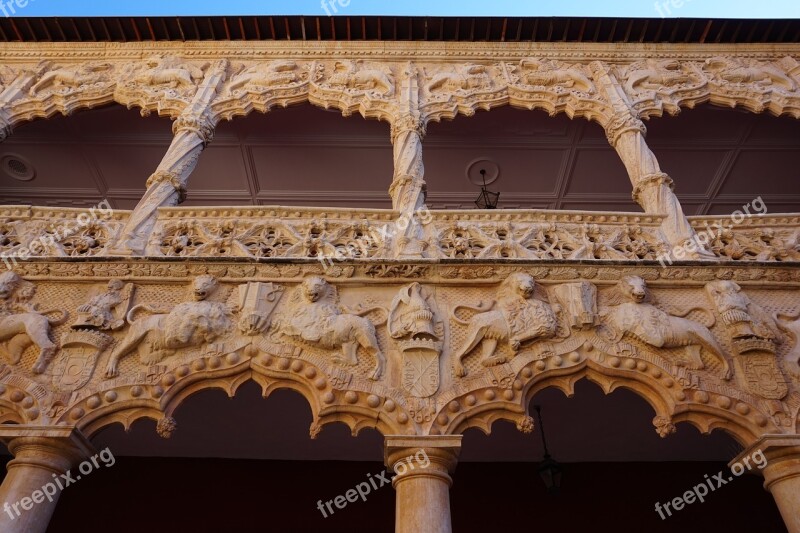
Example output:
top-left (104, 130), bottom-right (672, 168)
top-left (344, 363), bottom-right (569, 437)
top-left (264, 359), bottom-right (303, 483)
top-left (0, 40), bottom-right (799, 532)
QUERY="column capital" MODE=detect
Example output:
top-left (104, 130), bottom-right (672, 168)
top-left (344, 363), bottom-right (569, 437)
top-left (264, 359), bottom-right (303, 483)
top-left (0, 425), bottom-right (95, 474)
top-left (730, 434), bottom-right (800, 485)
top-left (732, 435), bottom-right (800, 532)
top-left (390, 114), bottom-right (426, 143)
top-left (384, 435), bottom-right (461, 487)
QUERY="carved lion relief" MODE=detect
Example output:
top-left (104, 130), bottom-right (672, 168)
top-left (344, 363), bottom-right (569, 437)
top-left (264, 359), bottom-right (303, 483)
top-left (28, 61), bottom-right (114, 96)
top-left (272, 276), bottom-right (386, 380)
top-left (0, 272), bottom-right (68, 374)
top-left (104, 274), bottom-right (233, 378)
top-left (599, 276), bottom-right (732, 380)
top-left (452, 273), bottom-right (557, 377)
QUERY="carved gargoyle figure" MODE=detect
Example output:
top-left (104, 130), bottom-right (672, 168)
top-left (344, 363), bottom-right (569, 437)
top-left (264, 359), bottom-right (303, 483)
top-left (0, 272), bottom-right (69, 374)
top-left (624, 59), bottom-right (697, 94)
top-left (227, 60), bottom-right (299, 93)
top-left (601, 276), bottom-right (732, 380)
top-left (133, 55), bottom-right (206, 88)
top-left (273, 276), bottom-right (385, 380)
top-left (704, 280), bottom-right (781, 354)
top-left (325, 60), bottom-right (394, 96)
top-left (28, 62), bottom-right (113, 95)
top-left (426, 64), bottom-right (491, 93)
top-left (72, 279), bottom-right (135, 331)
top-left (517, 59), bottom-right (595, 93)
top-left (104, 275), bottom-right (233, 378)
top-left (452, 273), bottom-right (557, 377)
top-left (704, 57), bottom-right (797, 92)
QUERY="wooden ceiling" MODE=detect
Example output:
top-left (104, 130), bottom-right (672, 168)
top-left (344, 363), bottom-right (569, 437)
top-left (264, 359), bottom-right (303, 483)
top-left (0, 16), bottom-right (798, 44)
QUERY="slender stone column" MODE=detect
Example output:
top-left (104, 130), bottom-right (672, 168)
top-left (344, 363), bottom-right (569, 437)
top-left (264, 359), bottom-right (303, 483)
top-left (0, 426), bottom-right (94, 533)
top-left (109, 59), bottom-right (229, 255)
top-left (590, 61), bottom-right (713, 259)
top-left (731, 435), bottom-right (800, 533)
top-left (384, 435), bottom-right (461, 533)
top-left (389, 64), bottom-right (431, 259)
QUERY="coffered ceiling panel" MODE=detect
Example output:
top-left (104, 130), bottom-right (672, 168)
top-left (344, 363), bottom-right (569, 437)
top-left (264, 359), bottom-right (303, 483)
top-left (652, 149), bottom-right (729, 196)
top-left (0, 103), bottom-right (798, 215)
top-left (718, 150), bottom-right (798, 196)
top-left (423, 148), bottom-right (567, 194)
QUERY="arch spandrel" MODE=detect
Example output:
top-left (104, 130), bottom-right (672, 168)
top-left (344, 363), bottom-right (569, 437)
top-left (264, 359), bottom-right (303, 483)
top-left (0, 262), bottom-right (797, 451)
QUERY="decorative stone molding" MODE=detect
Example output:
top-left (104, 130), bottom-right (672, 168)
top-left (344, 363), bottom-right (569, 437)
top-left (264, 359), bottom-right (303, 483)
top-left (0, 260), bottom-right (796, 448)
top-left (3, 205), bottom-right (800, 265)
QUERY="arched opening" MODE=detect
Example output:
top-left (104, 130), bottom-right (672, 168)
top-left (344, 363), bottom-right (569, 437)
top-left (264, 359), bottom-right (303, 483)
top-left (40, 381), bottom-right (393, 532)
top-left (454, 379), bottom-right (784, 532)
top-left (424, 107), bottom-right (638, 212)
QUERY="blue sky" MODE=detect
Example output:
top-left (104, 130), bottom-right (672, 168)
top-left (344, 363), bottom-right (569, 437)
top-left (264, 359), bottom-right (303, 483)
top-left (12, 0), bottom-right (800, 19)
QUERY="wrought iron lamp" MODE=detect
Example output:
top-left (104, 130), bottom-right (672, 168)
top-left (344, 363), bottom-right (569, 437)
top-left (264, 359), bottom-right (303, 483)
top-left (474, 168), bottom-right (499, 209)
top-left (534, 405), bottom-right (562, 495)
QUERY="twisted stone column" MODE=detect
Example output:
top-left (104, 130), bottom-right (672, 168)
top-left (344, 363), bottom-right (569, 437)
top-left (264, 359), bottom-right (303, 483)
top-left (591, 62), bottom-right (713, 259)
top-left (385, 435), bottom-right (461, 533)
top-left (109, 60), bottom-right (228, 255)
top-left (390, 114), bottom-right (427, 214)
top-left (732, 435), bottom-right (800, 533)
top-left (0, 427), bottom-right (94, 533)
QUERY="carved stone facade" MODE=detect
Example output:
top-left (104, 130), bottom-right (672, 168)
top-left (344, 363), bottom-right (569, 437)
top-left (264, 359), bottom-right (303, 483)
top-left (0, 40), bottom-right (799, 533)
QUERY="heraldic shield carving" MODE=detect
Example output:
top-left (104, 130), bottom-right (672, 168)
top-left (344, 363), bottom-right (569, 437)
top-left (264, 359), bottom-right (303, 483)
top-left (389, 283), bottom-right (444, 398)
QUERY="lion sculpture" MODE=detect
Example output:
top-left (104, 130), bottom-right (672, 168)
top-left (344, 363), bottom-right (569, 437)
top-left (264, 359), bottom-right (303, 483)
top-left (104, 275), bottom-right (232, 378)
top-left (0, 272), bottom-right (68, 374)
top-left (452, 273), bottom-right (557, 377)
top-left (274, 276), bottom-right (385, 380)
top-left (601, 276), bottom-right (732, 380)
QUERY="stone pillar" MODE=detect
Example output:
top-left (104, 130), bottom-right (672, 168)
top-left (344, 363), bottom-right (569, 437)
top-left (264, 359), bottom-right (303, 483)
top-left (109, 60), bottom-right (228, 255)
top-left (590, 62), bottom-right (713, 259)
top-left (387, 64), bottom-right (431, 259)
top-left (732, 434), bottom-right (800, 533)
top-left (0, 426), bottom-right (94, 533)
top-left (384, 435), bottom-right (461, 533)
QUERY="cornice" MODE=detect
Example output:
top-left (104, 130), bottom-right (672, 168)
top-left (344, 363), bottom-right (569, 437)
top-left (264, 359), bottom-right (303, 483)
top-left (0, 41), bottom-right (798, 62)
